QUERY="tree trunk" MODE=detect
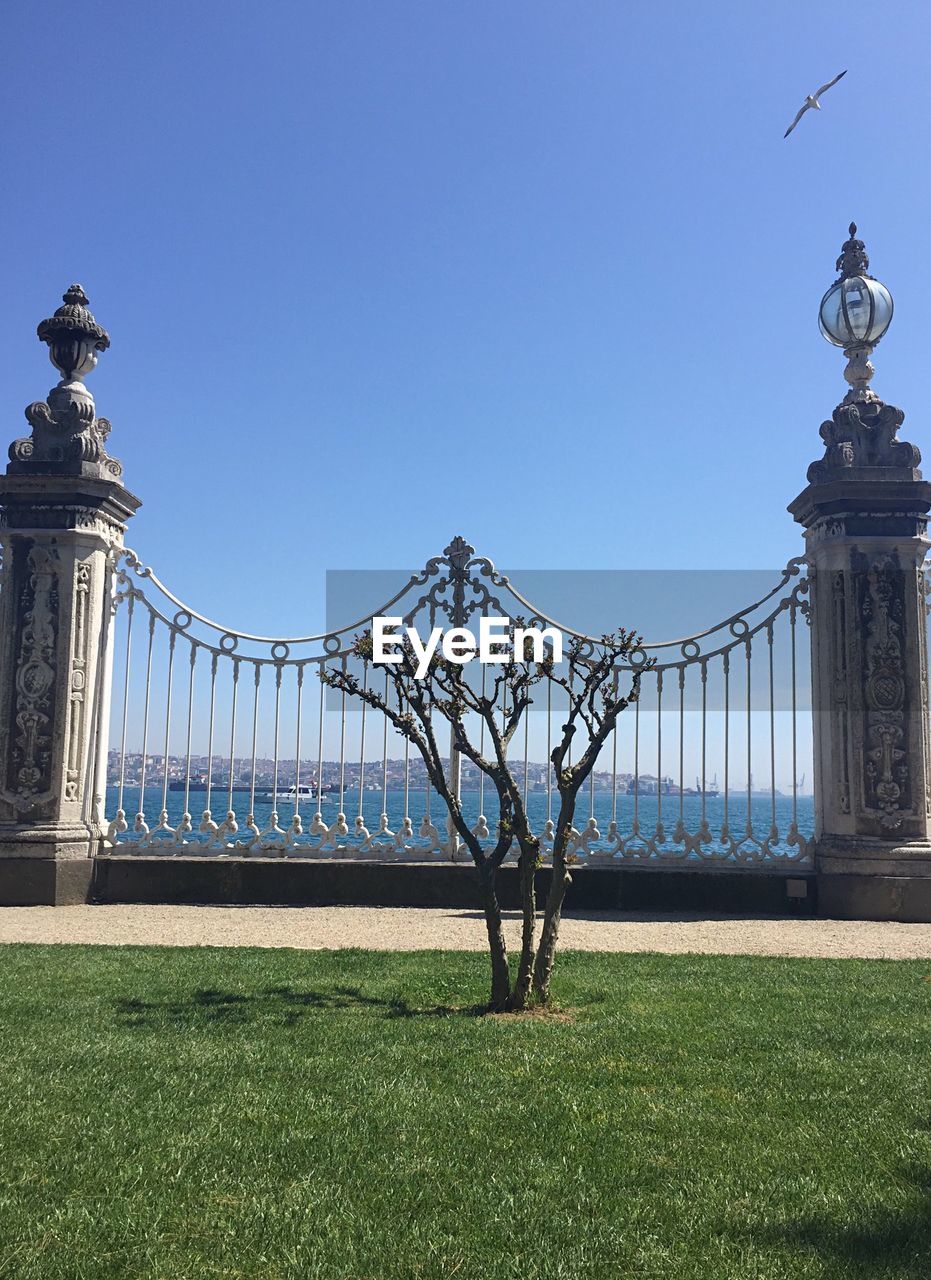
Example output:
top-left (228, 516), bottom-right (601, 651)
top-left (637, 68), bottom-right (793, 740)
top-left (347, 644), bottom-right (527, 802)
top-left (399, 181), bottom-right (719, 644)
top-left (507, 844), bottom-right (537, 1011)
top-left (477, 863), bottom-right (511, 1011)
top-left (532, 850), bottom-right (572, 1004)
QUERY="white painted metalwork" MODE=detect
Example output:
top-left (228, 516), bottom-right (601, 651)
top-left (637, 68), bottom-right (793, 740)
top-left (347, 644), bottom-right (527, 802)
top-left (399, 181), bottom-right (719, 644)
top-left (102, 540), bottom-right (813, 868)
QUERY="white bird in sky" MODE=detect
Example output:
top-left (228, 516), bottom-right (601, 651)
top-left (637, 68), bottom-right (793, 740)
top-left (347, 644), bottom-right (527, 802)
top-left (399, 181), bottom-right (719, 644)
top-left (784, 70), bottom-right (847, 138)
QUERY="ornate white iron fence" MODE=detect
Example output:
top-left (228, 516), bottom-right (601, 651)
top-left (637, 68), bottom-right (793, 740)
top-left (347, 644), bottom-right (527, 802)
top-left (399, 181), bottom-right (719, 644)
top-left (101, 538), bottom-right (813, 867)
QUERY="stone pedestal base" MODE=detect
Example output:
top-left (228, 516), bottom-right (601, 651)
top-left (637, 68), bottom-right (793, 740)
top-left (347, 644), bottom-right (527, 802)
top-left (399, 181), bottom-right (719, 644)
top-left (817, 873), bottom-right (931, 922)
top-left (816, 835), bottom-right (931, 921)
top-left (816, 834), bottom-right (931, 878)
top-left (0, 822), bottom-right (98, 903)
top-left (0, 822), bottom-right (97, 861)
top-left (0, 857), bottom-right (93, 905)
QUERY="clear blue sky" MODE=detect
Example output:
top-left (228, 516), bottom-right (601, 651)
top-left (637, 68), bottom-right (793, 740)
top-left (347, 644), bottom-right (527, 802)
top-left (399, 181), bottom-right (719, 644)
top-left (3, 0), bottom-right (930, 637)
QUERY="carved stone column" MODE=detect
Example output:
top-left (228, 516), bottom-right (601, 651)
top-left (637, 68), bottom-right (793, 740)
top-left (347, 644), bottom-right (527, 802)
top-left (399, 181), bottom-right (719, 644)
top-left (790, 395), bottom-right (931, 919)
top-left (0, 287), bottom-right (140, 903)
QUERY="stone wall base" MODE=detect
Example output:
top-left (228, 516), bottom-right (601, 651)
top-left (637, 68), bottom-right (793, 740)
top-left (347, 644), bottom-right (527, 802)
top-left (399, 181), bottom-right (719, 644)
top-left (817, 872), bottom-right (931, 922)
top-left (88, 857), bottom-right (817, 914)
top-left (0, 857), bottom-right (94, 905)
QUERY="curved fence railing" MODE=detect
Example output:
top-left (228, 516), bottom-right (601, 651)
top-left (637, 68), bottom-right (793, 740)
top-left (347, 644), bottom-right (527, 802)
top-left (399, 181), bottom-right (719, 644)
top-left (101, 537), bottom-right (814, 867)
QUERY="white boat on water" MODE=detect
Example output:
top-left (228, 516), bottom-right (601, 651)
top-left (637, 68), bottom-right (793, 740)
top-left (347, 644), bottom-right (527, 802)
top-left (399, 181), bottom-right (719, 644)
top-left (252, 783), bottom-right (330, 804)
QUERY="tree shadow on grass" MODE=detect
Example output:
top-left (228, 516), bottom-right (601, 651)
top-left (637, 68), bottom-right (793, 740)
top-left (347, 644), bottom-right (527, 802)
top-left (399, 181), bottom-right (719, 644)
top-left (748, 1161), bottom-right (931, 1279)
top-left (115, 985), bottom-right (485, 1029)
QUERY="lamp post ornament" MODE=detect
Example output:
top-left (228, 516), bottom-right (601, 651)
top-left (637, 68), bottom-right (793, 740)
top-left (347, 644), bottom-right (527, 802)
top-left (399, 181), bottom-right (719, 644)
top-left (790, 225), bottom-right (931, 919)
top-left (818, 223), bottom-right (894, 407)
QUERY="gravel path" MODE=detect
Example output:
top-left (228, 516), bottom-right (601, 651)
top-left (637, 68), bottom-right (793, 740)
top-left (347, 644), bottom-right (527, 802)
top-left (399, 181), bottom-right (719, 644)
top-left (1, 905), bottom-right (931, 958)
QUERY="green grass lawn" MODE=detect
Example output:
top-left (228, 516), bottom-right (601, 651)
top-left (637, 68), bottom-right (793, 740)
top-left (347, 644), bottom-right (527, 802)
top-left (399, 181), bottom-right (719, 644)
top-left (0, 945), bottom-right (929, 1280)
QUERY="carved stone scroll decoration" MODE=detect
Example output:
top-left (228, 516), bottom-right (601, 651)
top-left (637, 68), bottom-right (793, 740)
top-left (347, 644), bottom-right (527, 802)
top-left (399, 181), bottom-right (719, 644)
top-left (65, 561), bottom-right (91, 802)
top-left (9, 403), bottom-right (123, 480)
top-left (3, 544), bottom-right (59, 813)
top-left (831, 570), bottom-right (851, 815)
top-left (808, 400), bottom-right (921, 484)
top-left (860, 555), bottom-right (910, 830)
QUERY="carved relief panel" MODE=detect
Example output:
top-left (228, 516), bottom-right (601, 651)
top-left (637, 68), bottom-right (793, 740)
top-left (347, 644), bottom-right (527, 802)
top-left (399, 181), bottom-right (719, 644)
top-left (2, 540), bottom-right (60, 814)
top-left (856, 552), bottom-right (916, 833)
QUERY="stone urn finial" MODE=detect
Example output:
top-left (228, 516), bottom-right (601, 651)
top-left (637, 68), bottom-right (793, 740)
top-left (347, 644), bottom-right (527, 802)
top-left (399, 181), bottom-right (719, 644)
top-left (7, 284), bottom-right (123, 480)
top-left (36, 284), bottom-right (110, 383)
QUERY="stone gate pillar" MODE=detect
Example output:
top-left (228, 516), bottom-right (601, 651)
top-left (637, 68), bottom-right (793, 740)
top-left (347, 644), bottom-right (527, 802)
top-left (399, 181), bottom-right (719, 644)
top-left (0, 287), bottom-right (140, 904)
top-left (790, 227), bottom-right (931, 920)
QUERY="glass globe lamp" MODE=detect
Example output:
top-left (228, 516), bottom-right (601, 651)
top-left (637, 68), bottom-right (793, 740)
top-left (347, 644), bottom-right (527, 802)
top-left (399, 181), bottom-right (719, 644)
top-left (819, 274), bottom-right (893, 349)
top-left (819, 224), bottom-right (893, 404)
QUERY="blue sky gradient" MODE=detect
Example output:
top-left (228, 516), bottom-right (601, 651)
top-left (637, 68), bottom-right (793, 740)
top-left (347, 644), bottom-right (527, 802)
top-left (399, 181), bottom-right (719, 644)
top-left (3, 0), bottom-right (929, 637)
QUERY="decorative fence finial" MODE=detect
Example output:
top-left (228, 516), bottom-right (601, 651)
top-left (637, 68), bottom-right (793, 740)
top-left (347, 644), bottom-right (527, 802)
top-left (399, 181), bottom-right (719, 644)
top-left (8, 284), bottom-right (122, 480)
top-left (36, 284), bottom-right (110, 374)
top-left (835, 223), bottom-right (870, 280)
top-left (444, 535), bottom-right (475, 569)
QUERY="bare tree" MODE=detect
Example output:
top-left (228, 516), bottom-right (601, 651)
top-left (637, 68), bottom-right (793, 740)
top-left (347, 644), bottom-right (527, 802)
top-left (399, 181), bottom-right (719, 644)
top-left (323, 626), bottom-right (651, 1012)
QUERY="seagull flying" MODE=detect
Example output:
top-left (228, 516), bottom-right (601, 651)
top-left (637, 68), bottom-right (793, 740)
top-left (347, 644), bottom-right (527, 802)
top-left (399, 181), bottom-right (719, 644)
top-left (784, 70), bottom-right (847, 138)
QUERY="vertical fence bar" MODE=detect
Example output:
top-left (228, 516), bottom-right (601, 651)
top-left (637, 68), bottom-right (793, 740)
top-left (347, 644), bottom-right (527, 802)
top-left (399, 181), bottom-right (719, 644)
top-left (137, 613), bottom-right (157, 830)
top-left (478, 665), bottom-right (486, 826)
top-left (159, 630), bottom-right (177, 819)
top-left (338, 667), bottom-right (347, 815)
top-left (272, 663), bottom-right (282, 812)
top-left (403, 719), bottom-right (410, 838)
top-left (633, 693), bottom-right (640, 831)
top-left (768, 621), bottom-right (776, 831)
top-left (611, 670), bottom-right (618, 829)
top-left (723, 651), bottom-right (730, 836)
top-left (790, 602), bottom-right (799, 832)
top-left (523, 702), bottom-right (530, 811)
top-left (546, 675), bottom-right (552, 825)
top-left (316, 660), bottom-right (326, 817)
top-left (294, 665), bottom-right (304, 819)
top-left (204, 653), bottom-right (218, 818)
top-left (589, 659), bottom-right (597, 821)
top-left (678, 665), bottom-right (685, 829)
top-left (566, 668), bottom-right (573, 768)
top-left (226, 658), bottom-right (240, 818)
top-left (357, 661), bottom-right (368, 822)
top-left (381, 670), bottom-right (389, 834)
top-left (248, 663), bottom-right (260, 821)
top-left (182, 640), bottom-right (196, 824)
top-left (745, 637), bottom-right (752, 834)
top-left (115, 594), bottom-right (135, 824)
top-left (656, 669), bottom-right (663, 833)
top-left (700, 659), bottom-right (707, 830)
